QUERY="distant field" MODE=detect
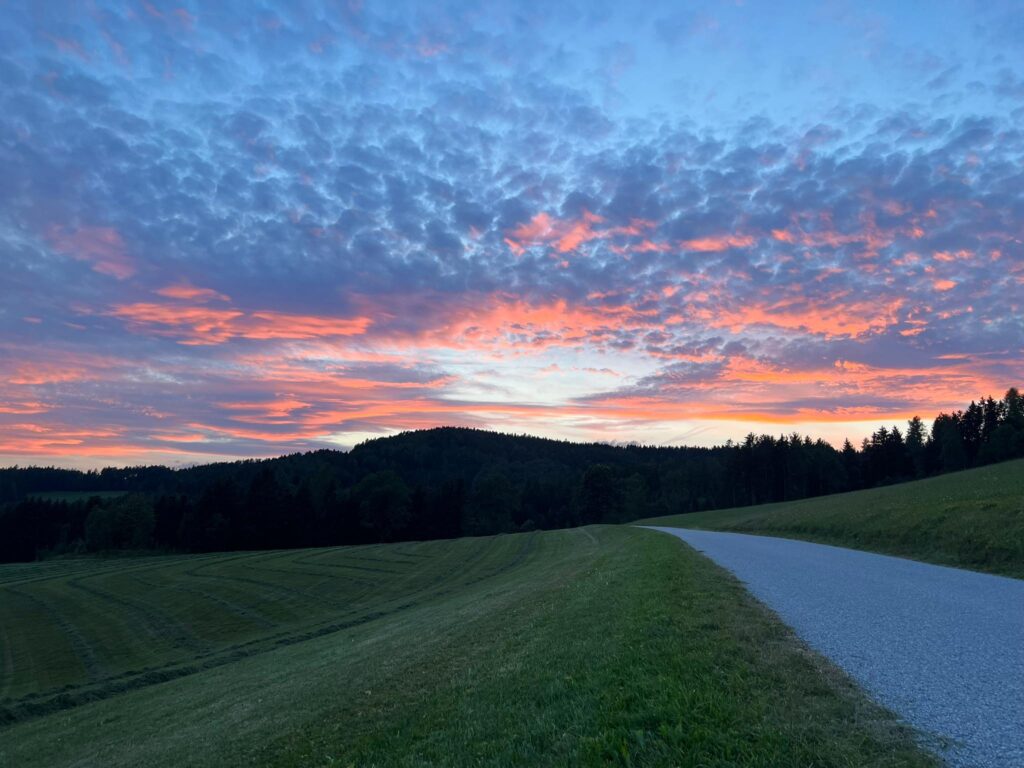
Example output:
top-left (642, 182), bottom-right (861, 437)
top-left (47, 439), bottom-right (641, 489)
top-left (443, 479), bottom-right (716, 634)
top-left (639, 458), bottom-right (1024, 578)
top-left (26, 490), bottom-right (126, 502)
top-left (0, 527), bottom-right (934, 767)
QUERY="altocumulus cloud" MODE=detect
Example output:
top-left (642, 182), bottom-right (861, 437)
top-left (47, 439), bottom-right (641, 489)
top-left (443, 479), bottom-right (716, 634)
top-left (0, 0), bottom-right (1021, 466)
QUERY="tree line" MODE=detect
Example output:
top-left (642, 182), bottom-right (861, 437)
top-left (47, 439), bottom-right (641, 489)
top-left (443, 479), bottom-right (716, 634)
top-left (1, 388), bottom-right (1022, 562)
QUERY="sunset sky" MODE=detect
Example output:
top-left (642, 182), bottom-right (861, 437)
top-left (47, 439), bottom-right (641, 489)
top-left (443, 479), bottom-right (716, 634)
top-left (2, 1), bottom-right (1023, 468)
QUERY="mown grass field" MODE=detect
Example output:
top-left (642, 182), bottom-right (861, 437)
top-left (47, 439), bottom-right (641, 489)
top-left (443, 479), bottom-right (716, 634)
top-left (1, 526), bottom-right (935, 767)
top-left (639, 458), bottom-right (1024, 578)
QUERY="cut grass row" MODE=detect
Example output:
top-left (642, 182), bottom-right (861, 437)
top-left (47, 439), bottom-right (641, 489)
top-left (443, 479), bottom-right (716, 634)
top-left (1, 526), bottom-right (935, 767)
top-left (638, 458), bottom-right (1024, 578)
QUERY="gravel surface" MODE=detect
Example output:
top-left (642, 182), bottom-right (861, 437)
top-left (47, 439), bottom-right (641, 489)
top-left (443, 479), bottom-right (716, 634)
top-left (642, 527), bottom-right (1024, 768)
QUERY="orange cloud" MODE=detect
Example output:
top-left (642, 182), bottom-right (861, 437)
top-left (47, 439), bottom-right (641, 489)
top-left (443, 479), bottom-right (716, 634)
top-left (395, 293), bottom-right (659, 353)
top-left (505, 211), bottom-right (654, 254)
top-left (238, 312), bottom-right (372, 341)
top-left (0, 422), bottom-right (130, 456)
top-left (768, 211), bottom-right (925, 259)
top-left (628, 239), bottom-right (674, 253)
top-left (1, 350), bottom-right (128, 386)
top-left (581, 354), bottom-right (1001, 430)
top-left (933, 250), bottom-right (972, 262)
top-left (1, 341), bottom-right (1009, 463)
top-left (220, 399), bottom-right (312, 417)
top-left (178, 397), bottom-right (544, 444)
top-left (8, 362), bottom-right (87, 386)
top-left (701, 295), bottom-right (904, 338)
top-left (0, 401), bottom-right (50, 415)
top-left (155, 283), bottom-right (231, 302)
top-left (106, 302), bottom-right (371, 344)
top-left (107, 302), bottom-right (243, 342)
top-left (0, 438), bottom-right (143, 457)
top-left (679, 234), bottom-right (756, 252)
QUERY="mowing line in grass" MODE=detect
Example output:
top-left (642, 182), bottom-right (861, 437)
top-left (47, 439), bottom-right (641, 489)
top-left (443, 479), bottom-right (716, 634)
top-left (1, 527), bottom-right (938, 767)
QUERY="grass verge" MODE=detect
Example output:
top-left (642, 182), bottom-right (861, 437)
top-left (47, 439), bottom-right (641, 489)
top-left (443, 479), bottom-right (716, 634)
top-left (1, 526), bottom-right (935, 767)
top-left (638, 458), bottom-right (1024, 578)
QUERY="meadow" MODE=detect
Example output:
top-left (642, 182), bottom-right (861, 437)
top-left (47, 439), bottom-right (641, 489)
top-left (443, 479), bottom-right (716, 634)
top-left (0, 526), bottom-right (934, 767)
top-left (638, 458), bottom-right (1024, 577)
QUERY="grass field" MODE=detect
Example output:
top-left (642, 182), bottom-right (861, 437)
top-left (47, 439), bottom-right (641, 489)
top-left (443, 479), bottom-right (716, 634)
top-left (638, 458), bottom-right (1024, 578)
top-left (0, 526), bottom-right (935, 767)
top-left (0, 535), bottom-right (533, 706)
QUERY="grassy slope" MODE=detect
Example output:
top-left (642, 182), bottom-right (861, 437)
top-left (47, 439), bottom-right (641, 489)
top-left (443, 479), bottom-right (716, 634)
top-left (1, 527), bottom-right (934, 767)
top-left (639, 458), bottom-right (1024, 578)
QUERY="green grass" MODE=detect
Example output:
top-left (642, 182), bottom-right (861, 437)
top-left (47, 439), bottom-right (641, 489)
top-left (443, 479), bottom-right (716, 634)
top-left (638, 458), bottom-right (1024, 578)
top-left (0, 527), bottom-right (935, 767)
top-left (0, 536), bottom-right (530, 705)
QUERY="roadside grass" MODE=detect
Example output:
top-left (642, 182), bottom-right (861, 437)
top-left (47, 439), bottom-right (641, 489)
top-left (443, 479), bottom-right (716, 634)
top-left (0, 527), bottom-right (935, 767)
top-left (637, 458), bottom-right (1024, 578)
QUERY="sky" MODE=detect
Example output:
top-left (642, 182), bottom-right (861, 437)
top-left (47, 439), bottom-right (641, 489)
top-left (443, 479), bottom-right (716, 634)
top-left (1, 1), bottom-right (1023, 469)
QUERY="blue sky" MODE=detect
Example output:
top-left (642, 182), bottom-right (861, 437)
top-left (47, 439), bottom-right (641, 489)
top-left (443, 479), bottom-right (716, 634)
top-left (1, 0), bottom-right (1022, 467)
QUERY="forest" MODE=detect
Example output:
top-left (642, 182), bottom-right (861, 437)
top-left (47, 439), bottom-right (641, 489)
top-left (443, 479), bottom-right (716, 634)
top-left (1, 388), bottom-right (1022, 562)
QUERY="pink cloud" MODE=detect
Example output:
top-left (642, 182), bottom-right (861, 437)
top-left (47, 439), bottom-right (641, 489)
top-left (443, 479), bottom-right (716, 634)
top-left (505, 211), bottom-right (655, 255)
top-left (45, 225), bottom-right (135, 279)
top-left (679, 234), bottom-right (756, 252)
top-left (106, 301), bottom-right (372, 344)
top-left (0, 401), bottom-right (50, 415)
top-left (155, 283), bottom-right (231, 302)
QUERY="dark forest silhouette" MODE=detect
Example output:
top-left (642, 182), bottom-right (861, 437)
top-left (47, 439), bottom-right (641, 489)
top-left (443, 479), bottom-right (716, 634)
top-left (1, 388), bottom-right (1022, 562)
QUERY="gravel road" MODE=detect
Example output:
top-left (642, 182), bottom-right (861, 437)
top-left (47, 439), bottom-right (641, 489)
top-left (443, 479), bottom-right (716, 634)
top-left (642, 527), bottom-right (1024, 768)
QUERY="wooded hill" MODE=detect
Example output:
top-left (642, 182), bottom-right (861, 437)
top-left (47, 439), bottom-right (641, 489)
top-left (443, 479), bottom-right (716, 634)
top-left (1, 388), bottom-right (1022, 562)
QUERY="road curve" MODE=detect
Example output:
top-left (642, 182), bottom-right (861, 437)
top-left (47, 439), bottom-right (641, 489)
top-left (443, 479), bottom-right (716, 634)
top-left (641, 527), bottom-right (1024, 768)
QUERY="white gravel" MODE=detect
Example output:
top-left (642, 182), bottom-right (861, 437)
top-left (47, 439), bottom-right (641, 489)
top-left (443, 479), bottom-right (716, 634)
top-left (642, 526), bottom-right (1024, 768)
